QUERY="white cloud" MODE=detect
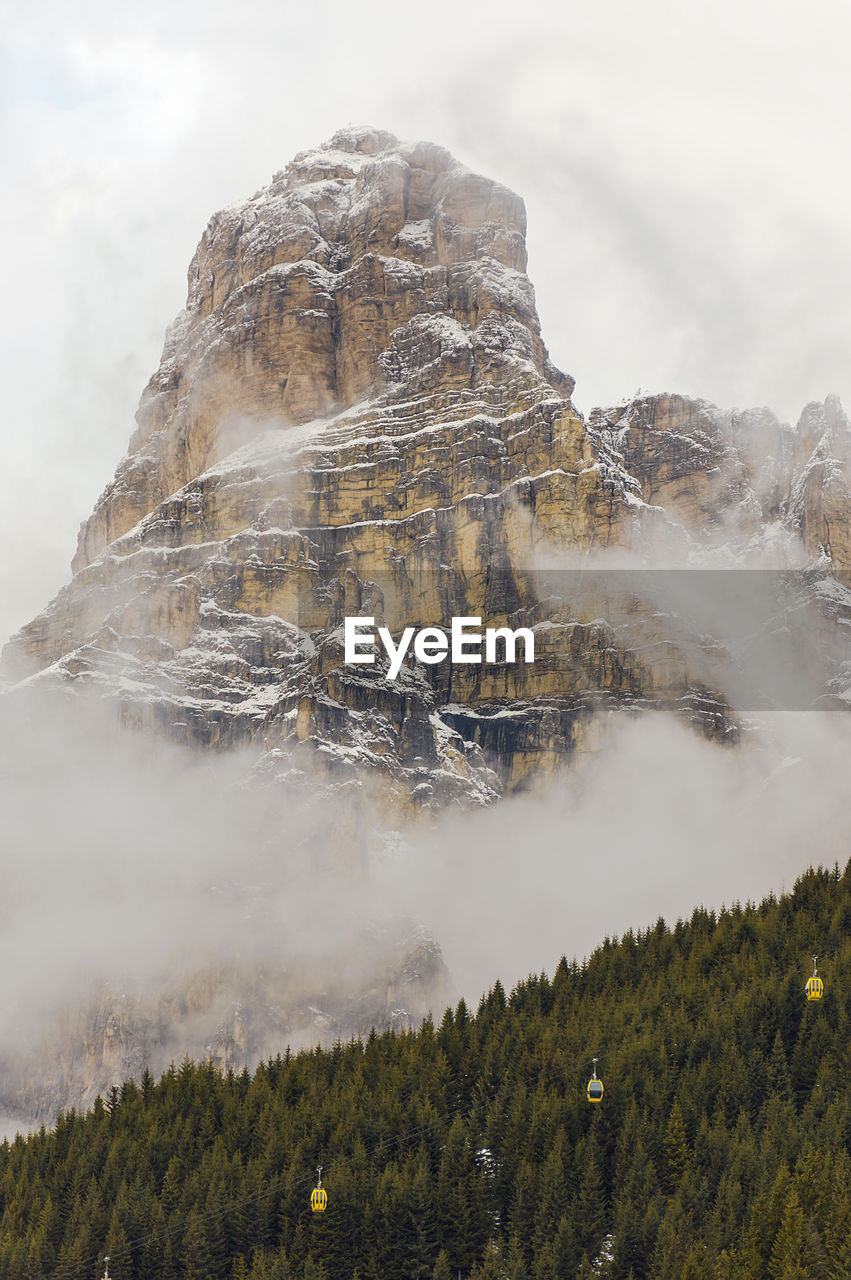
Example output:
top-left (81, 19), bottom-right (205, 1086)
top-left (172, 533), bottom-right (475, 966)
top-left (380, 711), bottom-right (851, 1001)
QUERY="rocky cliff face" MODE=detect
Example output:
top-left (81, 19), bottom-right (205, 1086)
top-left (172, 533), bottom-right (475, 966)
top-left (3, 126), bottom-right (850, 1119)
top-left (5, 126), bottom-right (851, 795)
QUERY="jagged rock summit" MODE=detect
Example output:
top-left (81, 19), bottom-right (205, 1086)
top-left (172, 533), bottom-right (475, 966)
top-left (3, 127), bottom-right (607, 804)
top-left (73, 124), bottom-right (572, 574)
top-left (5, 128), bottom-right (851, 809)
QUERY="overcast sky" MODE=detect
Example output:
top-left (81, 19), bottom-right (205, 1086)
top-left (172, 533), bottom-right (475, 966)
top-left (2, 0), bottom-right (850, 644)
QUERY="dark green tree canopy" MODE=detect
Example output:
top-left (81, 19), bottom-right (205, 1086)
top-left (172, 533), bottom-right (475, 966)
top-left (0, 862), bottom-right (847, 1280)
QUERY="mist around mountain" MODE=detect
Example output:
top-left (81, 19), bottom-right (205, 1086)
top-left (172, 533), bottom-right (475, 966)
top-left (1, 128), bottom-right (850, 1138)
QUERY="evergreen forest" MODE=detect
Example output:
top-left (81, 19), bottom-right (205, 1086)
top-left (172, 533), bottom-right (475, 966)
top-left (0, 862), bottom-right (848, 1280)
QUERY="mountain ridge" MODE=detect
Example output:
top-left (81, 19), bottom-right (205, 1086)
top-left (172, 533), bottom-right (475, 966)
top-left (5, 127), bottom-right (850, 809)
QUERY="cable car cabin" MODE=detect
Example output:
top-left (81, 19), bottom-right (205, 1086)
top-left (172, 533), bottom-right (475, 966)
top-left (806, 975), bottom-right (824, 1001)
top-left (310, 1187), bottom-right (328, 1213)
top-left (587, 1077), bottom-right (604, 1103)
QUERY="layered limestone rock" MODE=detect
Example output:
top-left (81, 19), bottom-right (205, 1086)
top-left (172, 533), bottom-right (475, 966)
top-left (4, 128), bottom-right (851, 804)
top-left (590, 394), bottom-right (761, 536)
top-left (70, 127), bottom-right (568, 575)
top-left (787, 394), bottom-right (851, 567)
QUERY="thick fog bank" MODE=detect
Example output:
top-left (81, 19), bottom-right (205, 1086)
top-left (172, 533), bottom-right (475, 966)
top-left (2, 685), bottom-right (847, 1088)
top-left (378, 711), bottom-right (851, 1001)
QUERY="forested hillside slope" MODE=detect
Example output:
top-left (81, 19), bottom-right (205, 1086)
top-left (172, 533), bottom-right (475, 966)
top-left (1, 863), bottom-right (848, 1280)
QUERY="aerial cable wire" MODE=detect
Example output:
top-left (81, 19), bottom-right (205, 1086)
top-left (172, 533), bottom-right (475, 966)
top-left (39, 934), bottom-right (847, 1278)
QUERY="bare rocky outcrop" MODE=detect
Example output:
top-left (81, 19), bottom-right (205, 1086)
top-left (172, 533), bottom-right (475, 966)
top-left (786, 394), bottom-right (851, 567)
top-left (4, 128), bottom-right (851, 801)
top-left (70, 127), bottom-right (567, 576)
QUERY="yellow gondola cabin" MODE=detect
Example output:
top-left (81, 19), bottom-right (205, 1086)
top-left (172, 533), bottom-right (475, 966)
top-left (587, 1057), bottom-right (604, 1104)
top-left (806, 955), bottom-right (824, 1001)
top-left (311, 1167), bottom-right (327, 1213)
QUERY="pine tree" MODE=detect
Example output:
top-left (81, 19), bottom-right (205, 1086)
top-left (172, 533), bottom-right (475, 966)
top-left (769, 1187), bottom-right (828, 1279)
top-left (181, 1207), bottom-right (217, 1280)
top-left (662, 1101), bottom-right (690, 1193)
top-left (552, 1213), bottom-right (580, 1276)
top-left (400, 1152), bottom-right (439, 1280)
top-left (503, 1235), bottom-right (528, 1280)
top-left (681, 1242), bottom-right (713, 1280)
top-left (575, 1142), bottom-right (608, 1261)
top-left (532, 1130), bottom-right (569, 1253)
top-left (767, 1031), bottom-right (793, 1103)
top-left (432, 1247), bottom-right (452, 1280)
top-left (506, 1162), bottom-right (537, 1269)
top-left (532, 1240), bottom-right (554, 1280)
top-left (301, 1255), bottom-right (327, 1280)
top-left (477, 1241), bottom-right (504, 1280)
top-left (826, 1231), bottom-right (851, 1280)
